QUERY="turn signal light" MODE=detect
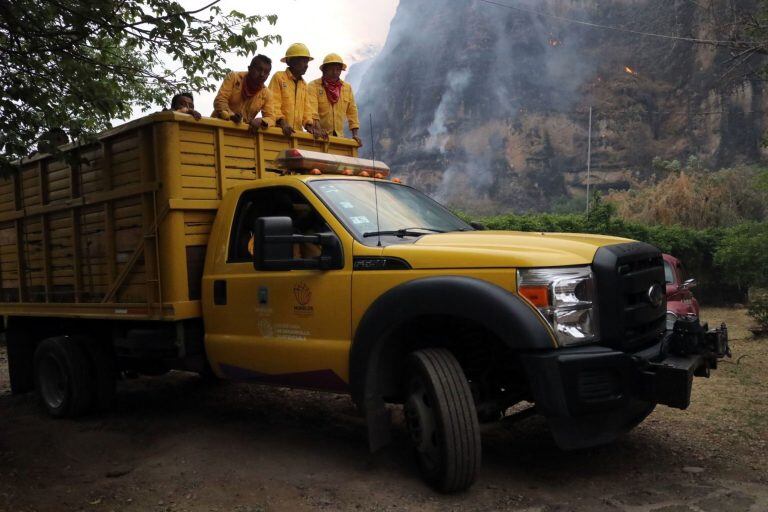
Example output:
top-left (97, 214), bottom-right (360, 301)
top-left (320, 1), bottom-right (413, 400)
top-left (341, 169), bottom-right (354, 175)
top-left (309, 168), bottom-right (322, 175)
top-left (359, 171), bottom-right (370, 177)
top-left (519, 285), bottom-right (551, 308)
top-left (392, 178), bottom-right (402, 184)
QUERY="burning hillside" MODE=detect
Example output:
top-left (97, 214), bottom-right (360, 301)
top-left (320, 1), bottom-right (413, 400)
top-left (356, 0), bottom-right (767, 214)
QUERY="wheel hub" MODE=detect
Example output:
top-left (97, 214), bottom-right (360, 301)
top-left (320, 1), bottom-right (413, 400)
top-left (38, 354), bottom-right (67, 409)
top-left (404, 380), bottom-right (440, 471)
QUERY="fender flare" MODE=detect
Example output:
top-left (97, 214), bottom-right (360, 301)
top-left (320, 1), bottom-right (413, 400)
top-left (349, 275), bottom-right (557, 408)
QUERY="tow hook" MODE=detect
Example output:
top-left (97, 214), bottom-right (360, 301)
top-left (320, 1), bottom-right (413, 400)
top-left (665, 317), bottom-right (731, 367)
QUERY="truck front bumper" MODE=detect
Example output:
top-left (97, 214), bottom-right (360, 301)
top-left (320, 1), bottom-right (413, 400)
top-left (520, 318), bottom-right (729, 449)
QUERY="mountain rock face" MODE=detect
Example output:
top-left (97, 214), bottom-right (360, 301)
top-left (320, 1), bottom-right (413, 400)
top-left (356, 0), bottom-right (768, 214)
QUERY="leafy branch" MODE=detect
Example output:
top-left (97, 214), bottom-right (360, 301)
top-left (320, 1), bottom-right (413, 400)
top-left (0, 0), bottom-right (279, 174)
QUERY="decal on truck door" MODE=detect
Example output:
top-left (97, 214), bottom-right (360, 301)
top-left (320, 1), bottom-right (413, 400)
top-left (293, 282), bottom-right (314, 316)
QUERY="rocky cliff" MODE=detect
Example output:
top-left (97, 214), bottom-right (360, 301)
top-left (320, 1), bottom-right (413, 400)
top-left (356, 0), bottom-right (768, 214)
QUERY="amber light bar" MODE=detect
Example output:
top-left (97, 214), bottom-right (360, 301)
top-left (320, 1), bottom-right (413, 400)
top-left (274, 149), bottom-right (390, 178)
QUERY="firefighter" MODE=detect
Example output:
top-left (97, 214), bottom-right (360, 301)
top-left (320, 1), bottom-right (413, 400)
top-left (308, 53), bottom-right (362, 146)
top-left (268, 43), bottom-right (323, 138)
top-left (170, 92), bottom-right (202, 120)
top-left (211, 54), bottom-right (275, 132)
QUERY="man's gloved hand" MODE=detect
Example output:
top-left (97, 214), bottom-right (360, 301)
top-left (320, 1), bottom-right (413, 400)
top-left (351, 128), bottom-right (363, 147)
top-left (277, 119), bottom-right (295, 137)
top-left (249, 117), bottom-right (268, 134)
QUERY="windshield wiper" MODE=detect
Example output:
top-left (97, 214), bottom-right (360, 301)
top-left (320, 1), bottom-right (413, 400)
top-left (363, 227), bottom-right (445, 238)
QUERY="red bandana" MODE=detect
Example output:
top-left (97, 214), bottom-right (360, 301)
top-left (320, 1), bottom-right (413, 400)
top-left (242, 75), bottom-right (263, 99)
top-left (322, 78), bottom-right (343, 105)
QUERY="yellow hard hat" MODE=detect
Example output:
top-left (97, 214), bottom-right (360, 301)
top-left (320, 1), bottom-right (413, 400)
top-left (321, 53), bottom-right (347, 71)
top-left (281, 43), bottom-right (313, 63)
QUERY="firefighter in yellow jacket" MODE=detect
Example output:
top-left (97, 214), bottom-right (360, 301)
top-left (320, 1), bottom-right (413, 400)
top-left (308, 54), bottom-right (361, 146)
top-left (268, 43), bottom-right (322, 138)
top-left (212, 55), bottom-right (275, 131)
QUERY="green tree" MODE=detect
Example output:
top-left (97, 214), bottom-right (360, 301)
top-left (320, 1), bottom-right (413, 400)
top-left (714, 222), bottom-right (768, 289)
top-left (0, 0), bottom-right (279, 174)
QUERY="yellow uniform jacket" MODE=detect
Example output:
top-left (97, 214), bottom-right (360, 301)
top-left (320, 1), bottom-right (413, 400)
top-left (308, 79), bottom-right (360, 136)
top-left (211, 71), bottom-right (275, 126)
top-left (268, 69), bottom-right (316, 130)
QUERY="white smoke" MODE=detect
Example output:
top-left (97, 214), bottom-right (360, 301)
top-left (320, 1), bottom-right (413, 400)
top-left (356, 0), bottom-right (596, 210)
top-left (346, 43), bottom-right (380, 91)
top-left (425, 69), bottom-right (471, 152)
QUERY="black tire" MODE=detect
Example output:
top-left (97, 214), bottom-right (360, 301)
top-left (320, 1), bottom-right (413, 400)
top-left (33, 337), bottom-right (93, 417)
top-left (404, 348), bottom-right (482, 493)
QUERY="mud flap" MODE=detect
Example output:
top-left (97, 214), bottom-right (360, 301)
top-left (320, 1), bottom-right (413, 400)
top-left (364, 397), bottom-right (392, 453)
top-left (6, 323), bottom-right (35, 394)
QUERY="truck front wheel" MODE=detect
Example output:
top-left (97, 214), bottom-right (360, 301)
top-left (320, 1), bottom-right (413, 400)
top-left (404, 348), bottom-right (481, 493)
top-left (33, 337), bottom-right (93, 417)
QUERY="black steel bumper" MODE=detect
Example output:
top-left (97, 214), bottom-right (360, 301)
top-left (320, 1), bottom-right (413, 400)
top-left (520, 318), bottom-right (729, 449)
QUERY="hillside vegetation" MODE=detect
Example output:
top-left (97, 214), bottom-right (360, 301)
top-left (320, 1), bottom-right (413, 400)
top-left (467, 166), bottom-right (768, 303)
top-left (605, 162), bottom-right (768, 229)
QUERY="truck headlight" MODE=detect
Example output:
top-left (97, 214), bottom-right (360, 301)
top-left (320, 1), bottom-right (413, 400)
top-left (517, 266), bottom-right (599, 346)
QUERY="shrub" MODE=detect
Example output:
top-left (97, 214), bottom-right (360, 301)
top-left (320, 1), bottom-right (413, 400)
top-left (713, 222), bottom-right (768, 289)
top-left (605, 166), bottom-right (768, 229)
top-left (747, 293), bottom-right (768, 331)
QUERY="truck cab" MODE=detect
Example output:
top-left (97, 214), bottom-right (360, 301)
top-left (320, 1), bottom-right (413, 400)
top-left (200, 149), bottom-right (729, 491)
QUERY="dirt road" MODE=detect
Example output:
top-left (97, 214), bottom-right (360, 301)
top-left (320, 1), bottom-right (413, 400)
top-left (1, 308), bottom-right (766, 512)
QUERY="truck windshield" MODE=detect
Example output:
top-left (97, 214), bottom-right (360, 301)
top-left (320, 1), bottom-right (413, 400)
top-left (308, 180), bottom-right (472, 244)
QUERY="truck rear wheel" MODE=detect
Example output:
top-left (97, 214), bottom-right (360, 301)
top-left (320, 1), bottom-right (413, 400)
top-left (33, 337), bottom-right (93, 418)
top-left (404, 348), bottom-right (481, 493)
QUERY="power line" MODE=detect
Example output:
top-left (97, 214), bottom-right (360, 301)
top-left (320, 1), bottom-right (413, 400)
top-left (512, 107), bottom-right (766, 117)
top-left (475, 0), bottom-right (755, 47)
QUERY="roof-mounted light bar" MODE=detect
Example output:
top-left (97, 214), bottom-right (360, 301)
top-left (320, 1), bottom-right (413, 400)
top-left (273, 149), bottom-right (390, 178)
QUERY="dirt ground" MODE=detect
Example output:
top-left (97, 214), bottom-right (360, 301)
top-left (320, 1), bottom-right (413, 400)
top-left (0, 307), bottom-right (766, 512)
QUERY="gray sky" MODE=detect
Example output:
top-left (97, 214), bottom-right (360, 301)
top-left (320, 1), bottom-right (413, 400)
top-left (133, 0), bottom-right (397, 117)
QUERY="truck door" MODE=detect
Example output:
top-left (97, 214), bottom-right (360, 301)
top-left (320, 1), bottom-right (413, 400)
top-left (204, 185), bottom-right (352, 391)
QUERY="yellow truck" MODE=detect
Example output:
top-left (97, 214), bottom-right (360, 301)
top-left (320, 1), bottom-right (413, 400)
top-left (1, 112), bottom-right (729, 492)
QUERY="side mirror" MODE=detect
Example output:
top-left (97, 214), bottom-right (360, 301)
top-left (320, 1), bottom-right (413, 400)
top-left (253, 216), bottom-right (344, 271)
top-left (253, 216), bottom-right (293, 271)
top-left (680, 278), bottom-right (697, 290)
top-left (470, 221), bottom-right (487, 231)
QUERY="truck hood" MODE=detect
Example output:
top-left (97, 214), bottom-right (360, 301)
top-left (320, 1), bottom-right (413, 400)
top-left (381, 231), bottom-right (632, 269)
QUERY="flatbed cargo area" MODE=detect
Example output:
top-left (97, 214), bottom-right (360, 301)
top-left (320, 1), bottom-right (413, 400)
top-left (0, 112), bottom-right (358, 321)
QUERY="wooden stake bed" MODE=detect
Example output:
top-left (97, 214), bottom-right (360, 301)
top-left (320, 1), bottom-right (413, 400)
top-left (0, 112), bottom-right (358, 321)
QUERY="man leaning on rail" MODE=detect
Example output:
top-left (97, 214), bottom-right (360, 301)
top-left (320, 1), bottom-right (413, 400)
top-left (169, 92), bottom-right (202, 120)
top-left (268, 43), bottom-right (324, 139)
top-left (307, 53), bottom-right (362, 147)
top-left (211, 54), bottom-right (276, 133)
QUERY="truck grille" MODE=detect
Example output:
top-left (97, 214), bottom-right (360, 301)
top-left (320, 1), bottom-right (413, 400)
top-left (593, 242), bottom-right (666, 351)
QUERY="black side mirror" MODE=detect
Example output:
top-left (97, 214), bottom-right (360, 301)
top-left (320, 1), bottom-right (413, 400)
top-left (253, 216), bottom-right (293, 270)
top-left (470, 221), bottom-right (487, 231)
top-left (253, 216), bottom-right (344, 271)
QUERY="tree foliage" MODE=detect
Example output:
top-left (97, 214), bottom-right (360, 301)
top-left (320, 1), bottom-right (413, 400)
top-left (0, 0), bottom-right (279, 173)
top-left (713, 222), bottom-right (768, 288)
top-left (747, 293), bottom-right (768, 330)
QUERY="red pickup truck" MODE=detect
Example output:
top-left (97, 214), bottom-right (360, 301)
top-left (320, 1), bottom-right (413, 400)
top-left (664, 253), bottom-right (700, 328)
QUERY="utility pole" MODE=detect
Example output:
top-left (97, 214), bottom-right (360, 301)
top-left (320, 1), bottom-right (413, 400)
top-left (585, 106), bottom-right (593, 216)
